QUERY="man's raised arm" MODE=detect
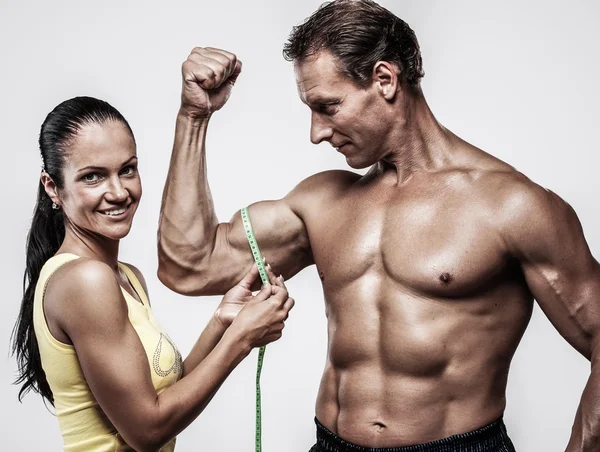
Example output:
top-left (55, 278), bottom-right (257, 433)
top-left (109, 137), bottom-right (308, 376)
top-left (158, 47), bottom-right (312, 296)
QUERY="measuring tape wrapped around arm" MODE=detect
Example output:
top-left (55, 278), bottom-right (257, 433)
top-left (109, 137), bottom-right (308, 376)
top-left (240, 207), bottom-right (269, 452)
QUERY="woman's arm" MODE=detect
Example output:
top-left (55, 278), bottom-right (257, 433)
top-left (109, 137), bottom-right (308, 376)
top-left (50, 258), bottom-right (292, 452)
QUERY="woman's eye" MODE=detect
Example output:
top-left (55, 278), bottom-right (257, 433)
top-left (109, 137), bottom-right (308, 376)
top-left (82, 173), bottom-right (100, 182)
top-left (120, 165), bottom-right (137, 176)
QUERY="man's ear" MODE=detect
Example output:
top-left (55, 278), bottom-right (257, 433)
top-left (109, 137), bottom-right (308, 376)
top-left (40, 172), bottom-right (61, 207)
top-left (373, 61), bottom-right (400, 101)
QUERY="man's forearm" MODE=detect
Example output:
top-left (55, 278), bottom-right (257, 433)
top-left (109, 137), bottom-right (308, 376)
top-left (158, 112), bottom-right (217, 291)
top-left (567, 356), bottom-right (600, 451)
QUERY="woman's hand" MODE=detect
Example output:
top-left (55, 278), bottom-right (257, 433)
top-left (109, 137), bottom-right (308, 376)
top-left (219, 261), bottom-right (294, 349)
top-left (214, 261), bottom-right (284, 328)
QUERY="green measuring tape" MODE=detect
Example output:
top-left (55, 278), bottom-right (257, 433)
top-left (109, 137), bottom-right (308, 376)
top-left (241, 207), bottom-right (268, 452)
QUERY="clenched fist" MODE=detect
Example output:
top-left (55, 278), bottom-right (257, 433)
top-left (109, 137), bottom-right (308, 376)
top-left (180, 47), bottom-right (242, 119)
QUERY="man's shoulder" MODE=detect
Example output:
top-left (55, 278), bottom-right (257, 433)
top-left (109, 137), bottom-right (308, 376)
top-left (285, 169), bottom-right (360, 202)
top-left (478, 169), bottom-right (556, 214)
top-left (439, 155), bottom-right (541, 209)
top-left (279, 169), bottom-right (361, 219)
top-left (296, 169), bottom-right (361, 191)
top-left (475, 168), bottom-right (573, 242)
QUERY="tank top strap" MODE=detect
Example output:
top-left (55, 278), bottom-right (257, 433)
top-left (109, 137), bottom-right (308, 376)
top-left (41, 253), bottom-right (81, 276)
top-left (118, 263), bottom-right (149, 306)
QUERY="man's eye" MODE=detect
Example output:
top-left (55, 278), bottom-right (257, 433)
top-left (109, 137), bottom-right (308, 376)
top-left (318, 104), bottom-right (338, 114)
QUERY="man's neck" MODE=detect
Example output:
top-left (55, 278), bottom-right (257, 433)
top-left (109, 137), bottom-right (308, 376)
top-left (379, 91), bottom-right (455, 185)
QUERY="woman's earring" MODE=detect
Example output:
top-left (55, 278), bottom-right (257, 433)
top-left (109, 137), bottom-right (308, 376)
top-left (52, 202), bottom-right (60, 210)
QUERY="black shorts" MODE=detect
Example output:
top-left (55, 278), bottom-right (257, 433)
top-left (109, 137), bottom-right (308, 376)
top-left (309, 417), bottom-right (516, 452)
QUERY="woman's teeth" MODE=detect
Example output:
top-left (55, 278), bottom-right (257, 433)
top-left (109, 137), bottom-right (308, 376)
top-left (103, 207), bottom-right (127, 216)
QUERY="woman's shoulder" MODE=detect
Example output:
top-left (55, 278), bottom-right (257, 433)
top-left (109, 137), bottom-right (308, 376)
top-left (45, 256), bottom-right (123, 314)
top-left (54, 256), bottom-right (116, 287)
top-left (41, 256), bottom-right (130, 342)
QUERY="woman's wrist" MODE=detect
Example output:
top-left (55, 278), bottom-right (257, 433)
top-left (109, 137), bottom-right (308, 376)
top-left (208, 312), bottom-right (228, 335)
top-left (220, 325), bottom-right (252, 359)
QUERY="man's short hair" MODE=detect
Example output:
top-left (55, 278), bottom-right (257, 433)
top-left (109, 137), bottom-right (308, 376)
top-left (283, 0), bottom-right (424, 88)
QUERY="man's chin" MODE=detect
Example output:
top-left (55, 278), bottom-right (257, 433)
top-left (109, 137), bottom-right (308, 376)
top-left (345, 156), bottom-right (372, 170)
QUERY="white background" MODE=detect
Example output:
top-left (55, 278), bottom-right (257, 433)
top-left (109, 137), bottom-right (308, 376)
top-left (1, 0), bottom-right (599, 450)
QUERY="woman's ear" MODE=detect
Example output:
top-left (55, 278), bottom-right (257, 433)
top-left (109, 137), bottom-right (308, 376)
top-left (40, 172), bottom-right (61, 207)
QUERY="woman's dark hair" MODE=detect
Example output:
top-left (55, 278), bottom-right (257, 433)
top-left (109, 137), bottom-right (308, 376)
top-left (12, 96), bottom-right (133, 405)
top-left (283, 0), bottom-right (424, 88)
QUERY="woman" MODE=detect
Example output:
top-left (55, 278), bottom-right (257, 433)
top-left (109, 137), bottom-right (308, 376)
top-left (12, 96), bottom-right (293, 451)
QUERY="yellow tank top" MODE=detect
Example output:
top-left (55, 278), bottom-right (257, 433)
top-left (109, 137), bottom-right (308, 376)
top-left (33, 253), bottom-right (182, 451)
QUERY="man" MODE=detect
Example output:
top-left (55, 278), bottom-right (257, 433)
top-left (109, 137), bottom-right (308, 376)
top-left (157, 0), bottom-right (600, 450)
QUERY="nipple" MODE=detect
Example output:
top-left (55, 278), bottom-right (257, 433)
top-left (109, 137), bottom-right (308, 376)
top-left (439, 272), bottom-right (453, 285)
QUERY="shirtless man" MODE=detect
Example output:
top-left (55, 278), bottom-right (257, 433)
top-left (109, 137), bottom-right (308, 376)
top-left (157, 1), bottom-right (600, 450)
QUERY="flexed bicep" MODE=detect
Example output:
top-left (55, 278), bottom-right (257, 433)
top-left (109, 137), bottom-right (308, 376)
top-left (204, 198), bottom-right (313, 295)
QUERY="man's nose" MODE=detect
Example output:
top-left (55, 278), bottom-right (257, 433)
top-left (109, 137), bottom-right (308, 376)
top-left (310, 113), bottom-right (333, 145)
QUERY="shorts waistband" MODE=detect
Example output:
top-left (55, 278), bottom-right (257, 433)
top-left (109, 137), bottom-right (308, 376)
top-left (313, 417), bottom-right (516, 452)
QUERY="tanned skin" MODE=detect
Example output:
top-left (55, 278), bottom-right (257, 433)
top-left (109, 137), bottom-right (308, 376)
top-left (158, 47), bottom-right (600, 449)
top-left (41, 119), bottom-right (293, 451)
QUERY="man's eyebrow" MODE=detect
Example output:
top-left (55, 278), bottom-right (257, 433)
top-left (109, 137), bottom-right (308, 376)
top-left (306, 96), bottom-right (339, 105)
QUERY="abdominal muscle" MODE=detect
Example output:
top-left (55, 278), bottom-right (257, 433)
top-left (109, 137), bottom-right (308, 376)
top-left (314, 274), bottom-right (531, 448)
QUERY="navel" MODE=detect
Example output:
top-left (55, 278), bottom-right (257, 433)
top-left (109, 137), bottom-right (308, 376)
top-left (372, 422), bottom-right (387, 433)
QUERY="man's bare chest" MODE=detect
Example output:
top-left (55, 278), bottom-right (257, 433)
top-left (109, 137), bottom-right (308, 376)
top-left (305, 187), bottom-right (512, 298)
